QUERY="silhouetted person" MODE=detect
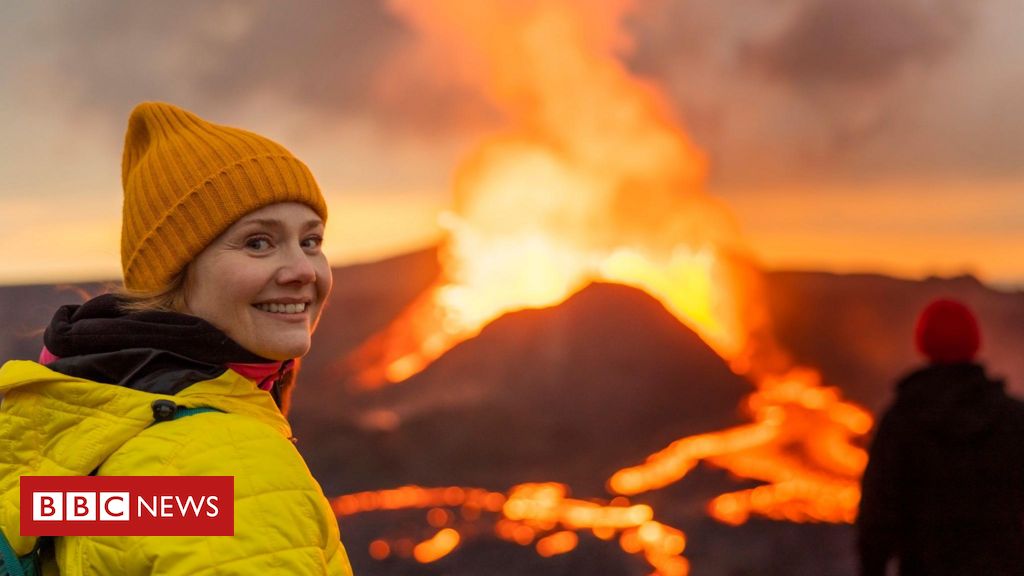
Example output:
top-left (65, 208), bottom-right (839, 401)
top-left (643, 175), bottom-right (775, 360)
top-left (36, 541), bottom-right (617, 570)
top-left (857, 299), bottom-right (1024, 575)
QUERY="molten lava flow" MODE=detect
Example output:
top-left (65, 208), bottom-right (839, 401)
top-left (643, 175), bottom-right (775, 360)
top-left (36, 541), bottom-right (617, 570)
top-left (413, 528), bottom-right (461, 563)
top-left (609, 368), bottom-right (872, 524)
top-left (333, 482), bottom-right (690, 574)
top-left (331, 485), bottom-right (507, 517)
top-left (335, 0), bottom-right (877, 573)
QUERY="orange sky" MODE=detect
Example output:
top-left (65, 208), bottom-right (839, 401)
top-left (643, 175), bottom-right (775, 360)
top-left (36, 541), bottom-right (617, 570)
top-left (3, 178), bottom-right (1018, 288)
top-left (1, 1), bottom-right (1021, 288)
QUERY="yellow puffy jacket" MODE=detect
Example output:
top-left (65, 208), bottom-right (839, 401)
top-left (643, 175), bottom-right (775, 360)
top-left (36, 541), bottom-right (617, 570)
top-left (0, 360), bottom-right (353, 575)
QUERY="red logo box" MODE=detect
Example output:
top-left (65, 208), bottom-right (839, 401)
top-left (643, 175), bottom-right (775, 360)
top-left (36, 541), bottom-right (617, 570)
top-left (21, 476), bottom-right (233, 536)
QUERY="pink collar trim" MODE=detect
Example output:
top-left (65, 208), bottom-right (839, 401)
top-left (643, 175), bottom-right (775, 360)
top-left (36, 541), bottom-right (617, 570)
top-left (228, 360), bottom-right (291, 390)
top-left (39, 346), bottom-right (59, 365)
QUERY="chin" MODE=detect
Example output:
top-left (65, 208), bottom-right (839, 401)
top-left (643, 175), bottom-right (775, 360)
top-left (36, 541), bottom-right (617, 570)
top-left (251, 339), bottom-right (311, 361)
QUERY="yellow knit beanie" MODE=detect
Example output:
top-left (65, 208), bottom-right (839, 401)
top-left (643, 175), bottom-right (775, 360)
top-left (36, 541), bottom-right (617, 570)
top-left (120, 102), bottom-right (328, 291)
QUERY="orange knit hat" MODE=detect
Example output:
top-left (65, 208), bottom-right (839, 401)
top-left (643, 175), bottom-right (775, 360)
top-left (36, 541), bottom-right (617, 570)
top-left (120, 102), bottom-right (328, 291)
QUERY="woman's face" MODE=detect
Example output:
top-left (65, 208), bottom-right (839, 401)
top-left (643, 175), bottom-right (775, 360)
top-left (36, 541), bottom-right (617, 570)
top-left (185, 202), bottom-right (333, 360)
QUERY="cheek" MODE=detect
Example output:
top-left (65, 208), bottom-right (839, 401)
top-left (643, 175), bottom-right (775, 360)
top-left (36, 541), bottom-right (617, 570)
top-left (220, 259), bottom-right (272, 296)
top-left (191, 284), bottom-right (237, 328)
top-left (186, 279), bottom-right (218, 318)
top-left (315, 260), bottom-right (334, 300)
top-left (192, 268), bottom-right (264, 321)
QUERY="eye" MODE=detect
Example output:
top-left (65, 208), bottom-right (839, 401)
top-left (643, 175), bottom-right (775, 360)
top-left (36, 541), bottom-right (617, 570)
top-left (301, 235), bottom-right (323, 251)
top-left (245, 235), bottom-right (273, 251)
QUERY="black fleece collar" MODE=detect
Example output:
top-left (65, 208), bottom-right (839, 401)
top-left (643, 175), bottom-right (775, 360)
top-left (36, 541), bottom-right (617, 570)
top-left (42, 293), bottom-right (282, 398)
top-left (44, 293), bottom-right (268, 363)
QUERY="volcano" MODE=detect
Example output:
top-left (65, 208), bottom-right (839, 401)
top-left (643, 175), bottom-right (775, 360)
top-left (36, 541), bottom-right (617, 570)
top-left (2, 249), bottom-right (1022, 575)
top-left (282, 248), bottom-right (1023, 576)
top-left (297, 278), bottom-right (752, 496)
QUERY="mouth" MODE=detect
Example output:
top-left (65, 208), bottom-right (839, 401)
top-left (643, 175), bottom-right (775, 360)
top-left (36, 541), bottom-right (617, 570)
top-left (252, 301), bottom-right (311, 315)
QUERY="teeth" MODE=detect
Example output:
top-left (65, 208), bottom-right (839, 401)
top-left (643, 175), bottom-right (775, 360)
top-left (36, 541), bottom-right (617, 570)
top-left (255, 303), bottom-right (307, 314)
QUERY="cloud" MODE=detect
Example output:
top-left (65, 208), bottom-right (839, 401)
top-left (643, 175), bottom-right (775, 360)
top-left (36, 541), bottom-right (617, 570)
top-left (623, 0), bottom-right (1022, 185)
top-left (25, 0), bottom-right (491, 141)
top-left (41, 3), bottom-right (390, 112)
top-left (2, 0), bottom-right (1022, 286)
top-left (743, 0), bottom-right (973, 86)
top-left (6, 0), bottom-right (1023, 188)
top-left (190, 3), bottom-right (402, 117)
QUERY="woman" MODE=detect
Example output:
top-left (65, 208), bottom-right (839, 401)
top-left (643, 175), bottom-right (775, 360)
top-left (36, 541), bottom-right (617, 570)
top-left (0, 102), bottom-right (353, 574)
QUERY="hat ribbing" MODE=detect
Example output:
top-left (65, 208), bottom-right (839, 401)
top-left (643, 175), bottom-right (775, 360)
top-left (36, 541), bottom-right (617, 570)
top-left (121, 102), bottom-right (327, 291)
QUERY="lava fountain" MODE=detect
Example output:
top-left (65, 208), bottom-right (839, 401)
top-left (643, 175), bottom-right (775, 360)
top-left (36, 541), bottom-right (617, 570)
top-left (334, 0), bottom-right (873, 573)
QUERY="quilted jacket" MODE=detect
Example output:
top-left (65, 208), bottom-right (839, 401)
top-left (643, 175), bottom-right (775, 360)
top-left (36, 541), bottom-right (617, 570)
top-left (0, 359), bottom-right (353, 575)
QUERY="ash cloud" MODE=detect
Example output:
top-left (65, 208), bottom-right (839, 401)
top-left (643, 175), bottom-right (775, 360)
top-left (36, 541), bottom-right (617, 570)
top-left (33, 0), bottom-right (488, 138)
top-left (7, 0), bottom-right (1023, 186)
top-left (47, 1), bottom-right (397, 114)
top-left (743, 0), bottom-right (973, 86)
top-left (624, 0), bottom-right (1021, 184)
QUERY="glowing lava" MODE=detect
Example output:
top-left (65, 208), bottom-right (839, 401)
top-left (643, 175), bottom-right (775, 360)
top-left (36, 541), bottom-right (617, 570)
top-left (344, 0), bottom-right (752, 388)
top-left (610, 367), bottom-right (871, 525)
top-left (332, 483), bottom-right (689, 575)
top-left (334, 0), bottom-right (875, 573)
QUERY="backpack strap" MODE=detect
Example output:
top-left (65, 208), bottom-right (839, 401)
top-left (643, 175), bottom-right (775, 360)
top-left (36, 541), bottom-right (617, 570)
top-left (149, 400), bottom-right (224, 424)
top-left (0, 530), bottom-right (24, 576)
top-left (0, 530), bottom-right (42, 576)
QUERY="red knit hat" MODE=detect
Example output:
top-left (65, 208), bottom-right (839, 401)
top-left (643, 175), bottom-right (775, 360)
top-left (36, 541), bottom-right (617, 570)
top-left (914, 299), bottom-right (981, 364)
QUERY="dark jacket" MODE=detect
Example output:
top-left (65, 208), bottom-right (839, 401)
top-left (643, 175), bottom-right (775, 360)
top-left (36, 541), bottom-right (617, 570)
top-left (857, 363), bottom-right (1024, 576)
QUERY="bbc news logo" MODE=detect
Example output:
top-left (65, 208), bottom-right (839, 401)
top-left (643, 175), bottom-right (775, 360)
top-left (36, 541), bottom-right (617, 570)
top-left (21, 476), bottom-right (233, 536)
top-left (32, 491), bottom-right (219, 522)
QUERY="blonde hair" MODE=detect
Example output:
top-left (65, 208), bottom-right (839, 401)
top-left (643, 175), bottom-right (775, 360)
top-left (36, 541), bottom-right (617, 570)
top-left (115, 268), bottom-right (189, 314)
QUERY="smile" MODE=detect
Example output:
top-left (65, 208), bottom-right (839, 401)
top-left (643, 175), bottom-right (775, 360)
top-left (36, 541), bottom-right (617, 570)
top-left (253, 302), bottom-right (309, 314)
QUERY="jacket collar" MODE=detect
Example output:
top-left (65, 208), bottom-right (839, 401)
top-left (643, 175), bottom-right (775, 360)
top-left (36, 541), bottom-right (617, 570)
top-left (44, 293), bottom-right (270, 364)
top-left (40, 293), bottom-right (290, 404)
top-left (0, 360), bottom-right (291, 441)
top-left (0, 360), bottom-right (291, 556)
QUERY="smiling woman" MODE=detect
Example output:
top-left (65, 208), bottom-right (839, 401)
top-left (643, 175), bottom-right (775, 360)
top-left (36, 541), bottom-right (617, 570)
top-left (186, 203), bottom-right (333, 361)
top-left (0, 102), bottom-right (353, 575)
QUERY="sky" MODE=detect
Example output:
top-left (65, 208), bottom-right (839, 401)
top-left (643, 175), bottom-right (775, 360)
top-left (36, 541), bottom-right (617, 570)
top-left (1, 0), bottom-right (1022, 288)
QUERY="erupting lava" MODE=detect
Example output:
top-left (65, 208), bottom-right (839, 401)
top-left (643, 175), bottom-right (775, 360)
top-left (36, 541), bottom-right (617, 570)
top-left (335, 0), bottom-right (873, 573)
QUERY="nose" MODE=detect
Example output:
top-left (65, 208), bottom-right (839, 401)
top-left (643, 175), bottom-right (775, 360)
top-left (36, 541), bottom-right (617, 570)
top-left (276, 244), bottom-right (317, 286)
